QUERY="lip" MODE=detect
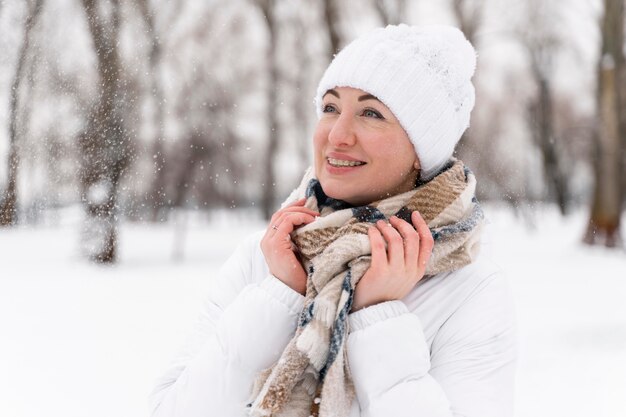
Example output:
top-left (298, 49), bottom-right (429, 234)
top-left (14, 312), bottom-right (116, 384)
top-left (324, 152), bottom-right (367, 175)
top-left (326, 152), bottom-right (365, 162)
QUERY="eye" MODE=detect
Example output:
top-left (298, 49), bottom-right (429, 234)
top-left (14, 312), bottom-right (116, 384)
top-left (362, 108), bottom-right (384, 119)
top-left (322, 104), bottom-right (337, 113)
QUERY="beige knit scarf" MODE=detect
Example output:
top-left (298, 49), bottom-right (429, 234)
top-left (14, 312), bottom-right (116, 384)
top-left (248, 159), bottom-right (483, 417)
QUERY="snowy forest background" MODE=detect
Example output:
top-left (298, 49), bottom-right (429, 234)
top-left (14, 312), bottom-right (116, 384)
top-left (0, 0), bottom-right (625, 416)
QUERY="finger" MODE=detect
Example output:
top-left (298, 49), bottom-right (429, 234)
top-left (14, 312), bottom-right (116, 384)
top-left (275, 212), bottom-right (317, 237)
top-left (376, 219), bottom-right (404, 266)
top-left (269, 198), bottom-right (307, 223)
top-left (268, 222), bottom-right (281, 236)
top-left (389, 215), bottom-right (419, 267)
top-left (270, 205), bottom-right (320, 226)
top-left (279, 206), bottom-right (320, 217)
top-left (368, 226), bottom-right (388, 266)
top-left (269, 206), bottom-right (319, 232)
top-left (412, 211), bottom-right (434, 269)
top-left (286, 197), bottom-right (307, 208)
top-left (271, 208), bottom-right (319, 232)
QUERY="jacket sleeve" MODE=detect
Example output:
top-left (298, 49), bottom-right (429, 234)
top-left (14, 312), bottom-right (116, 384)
top-left (346, 271), bottom-right (516, 417)
top-left (149, 234), bottom-right (305, 417)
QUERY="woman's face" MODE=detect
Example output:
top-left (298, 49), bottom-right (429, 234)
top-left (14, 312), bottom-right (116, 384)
top-left (313, 86), bottom-right (420, 206)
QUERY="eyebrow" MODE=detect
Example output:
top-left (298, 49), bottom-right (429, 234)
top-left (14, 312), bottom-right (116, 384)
top-left (322, 89), bottom-right (382, 103)
top-left (357, 94), bottom-right (380, 102)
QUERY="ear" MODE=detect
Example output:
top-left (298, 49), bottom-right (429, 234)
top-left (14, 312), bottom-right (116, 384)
top-left (412, 152), bottom-right (421, 171)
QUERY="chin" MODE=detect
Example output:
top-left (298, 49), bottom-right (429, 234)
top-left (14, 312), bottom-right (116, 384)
top-left (319, 180), bottom-right (351, 202)
top-left (320, 183), bottom-right (341, 199)
top-left (327, 187), bottom-right (368, 206)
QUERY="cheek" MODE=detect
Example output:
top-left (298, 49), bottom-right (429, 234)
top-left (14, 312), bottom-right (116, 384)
top-left (368, 142), bottom-right (405, 164)
top-left (312, 125), bottom-right (329, 156)
top-left (371, 136), bottom-right (416, 171)
top-left (312, 126), bottom-right (327, 176)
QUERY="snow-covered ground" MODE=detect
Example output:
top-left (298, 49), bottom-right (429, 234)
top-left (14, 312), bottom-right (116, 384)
top-left (1, 205), bottom-right (625, 417)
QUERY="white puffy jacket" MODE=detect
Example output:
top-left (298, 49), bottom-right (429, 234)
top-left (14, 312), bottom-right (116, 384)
top-left (150, 230), bottom-right (516, 417)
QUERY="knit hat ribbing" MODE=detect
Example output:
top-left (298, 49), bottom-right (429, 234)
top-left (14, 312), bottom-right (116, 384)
top-left (314, 24), bottom-right (477, 180)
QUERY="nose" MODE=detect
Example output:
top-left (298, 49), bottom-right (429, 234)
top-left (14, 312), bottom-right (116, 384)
top-left (327, 113), bottom-right (356, 147)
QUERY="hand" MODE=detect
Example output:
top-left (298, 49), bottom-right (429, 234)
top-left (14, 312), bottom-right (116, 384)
top-left (351, 211), bottom-right (434, 312)
top-left (260, 198), bottom-right (319, 295)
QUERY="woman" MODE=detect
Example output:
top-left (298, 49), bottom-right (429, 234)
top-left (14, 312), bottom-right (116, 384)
top-left (150, 24), bottom-right (516, 417)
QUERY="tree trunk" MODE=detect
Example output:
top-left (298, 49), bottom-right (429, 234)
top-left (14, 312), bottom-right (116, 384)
top-left (0, 0), bottom-right (44, 226)
top-left (531, 71), bottom-right (569, 215)
top-left (259, 0), bottom-right (280, 220)
top-left (322, 0), bottom-right (341, 58)
top-left (136, 0), bottom-right (168, 222)
top-left (373, 0), bottom-right (407, 26)
top-left (450, 0), bottom-right (482, 180)
top-left (584, 0), bottom-right (624, 247)
top-left (452, 0), bottom-right (481, 43)
top-left (294, 47), bottom-right (312, 172)
top-left (80, 0), bottom-right (130, 262)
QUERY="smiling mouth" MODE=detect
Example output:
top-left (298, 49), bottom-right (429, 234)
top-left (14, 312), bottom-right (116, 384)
top-left (327, 158), bottom-right (366, 167)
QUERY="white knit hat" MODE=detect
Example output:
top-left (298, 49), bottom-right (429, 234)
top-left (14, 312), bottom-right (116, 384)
top-left (315, 24), bottom-right (477, 180)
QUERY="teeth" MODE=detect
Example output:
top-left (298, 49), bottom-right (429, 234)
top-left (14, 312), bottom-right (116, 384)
top-left (328, 158), bottom-right (365, 167)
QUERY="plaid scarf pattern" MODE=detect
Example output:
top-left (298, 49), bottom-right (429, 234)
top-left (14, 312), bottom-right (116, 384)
top-left (248, 159), bottom-right (483, 417)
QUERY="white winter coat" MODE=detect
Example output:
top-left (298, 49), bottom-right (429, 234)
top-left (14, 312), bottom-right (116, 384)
top-left (150, 230), bottom-right (516, 417)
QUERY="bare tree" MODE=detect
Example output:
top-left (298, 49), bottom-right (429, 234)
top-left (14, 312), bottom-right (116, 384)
top-left (372, 0), bottom-right (407, 25)
top-left (291, 11), bottom-right (315, 172)
top-left (137, 0), bottom-right (166, 221)
top-left (134, 0), bottom-right (185, 221)
top-left (512, 1), bottom-right (570, 214)
top-left (451, 0), bottom-right (482, 43)
top-left (168, 83), bottom-right (240, 211)
top-left (0, 0), bottom-right (44, 226)
top-left (584, 0), bottom-right (624, 247)
top-left (525, 42), bottom-right (569, 214)
top-left (258, 0), bottom-right (281, 219)
top-left (275, 1), bottom-right (319, 179)
top-left (79, 0), bottom-right (131, 262)
top-left (322, 0), bottom-right (341, 58)
top-left (450, 0), bottom-right (485, 184)
top-left (159, 4), bottom-right (253, 215)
